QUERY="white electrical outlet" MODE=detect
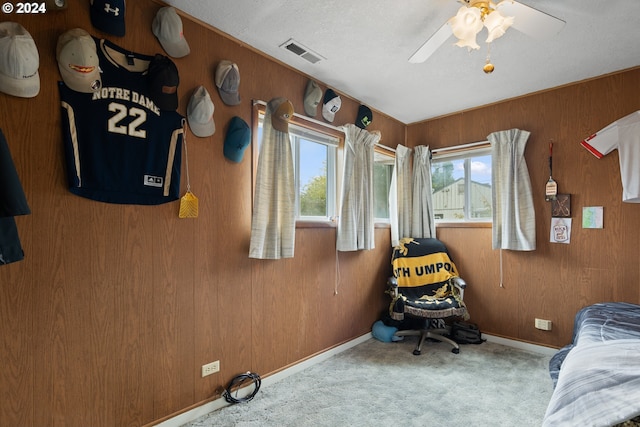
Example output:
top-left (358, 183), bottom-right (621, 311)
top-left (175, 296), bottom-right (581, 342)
top-left (535, 318), bottom-right (552, 331)
top-left (202, 360), bottom-right (220, 377)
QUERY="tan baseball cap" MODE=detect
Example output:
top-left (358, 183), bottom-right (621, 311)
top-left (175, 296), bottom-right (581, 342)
top-left (56, 28), bottom-right (101, 93)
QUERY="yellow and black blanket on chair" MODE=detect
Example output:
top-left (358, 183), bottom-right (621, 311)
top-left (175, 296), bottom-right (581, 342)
top-left (390, 238), bottom-right (468, 320)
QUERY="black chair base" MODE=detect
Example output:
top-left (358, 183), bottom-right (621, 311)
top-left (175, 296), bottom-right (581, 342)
top-left (394, 328), bottom-right (460, 355)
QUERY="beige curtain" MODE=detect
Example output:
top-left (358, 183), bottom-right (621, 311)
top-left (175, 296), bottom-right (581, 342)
top-left (411, 145), bottom-right (435, 238)
top-left (336, 124), bottom-right (380, 251)
top-left (389, 144), bottom-right (412, 246)
top-left (249, 98), bottom-right (296, 259)
top-left (489, 128), bottom-right (536, 251)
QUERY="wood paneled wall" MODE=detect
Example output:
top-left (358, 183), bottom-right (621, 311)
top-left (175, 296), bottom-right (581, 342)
top-left (2, 0), bottom-right (639, 425)
top-left (0, 1), bottom-right (402, 426)
top-left (408, 67), bottom-right (640, 349)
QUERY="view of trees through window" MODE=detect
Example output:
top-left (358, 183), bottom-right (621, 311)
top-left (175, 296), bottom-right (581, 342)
top-left (255, 107), bottom-right (396, 223)
top-left (256, 112), bottom-right (337, 221)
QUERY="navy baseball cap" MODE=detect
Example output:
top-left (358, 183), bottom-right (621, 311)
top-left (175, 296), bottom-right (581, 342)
top-left (148, 54), bottom-right (179, 111)
top-left (223, 117), bottom-right (251, 163)
top-left (355, 104), bottom-right (373, 129)
top-left (90, 0), bottom-right (125, 37)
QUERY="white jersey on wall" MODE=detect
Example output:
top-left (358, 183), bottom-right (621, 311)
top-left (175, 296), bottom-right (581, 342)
top-left (581, 110), bottom-right (640, 203)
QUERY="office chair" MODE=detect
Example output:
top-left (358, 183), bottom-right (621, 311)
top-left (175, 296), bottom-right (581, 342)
top-left (387, 237), bottom-right (469, 355)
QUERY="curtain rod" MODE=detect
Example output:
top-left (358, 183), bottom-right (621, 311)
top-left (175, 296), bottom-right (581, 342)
top-left (431, 140), bottom-right (490, 155)
top-left (252, 99), bottom-right (396, 153)
top-left (252, 99), bottom-right (342, 132)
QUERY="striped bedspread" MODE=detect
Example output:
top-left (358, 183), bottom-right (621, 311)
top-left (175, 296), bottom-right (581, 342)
top-left (544, 302), bottom-right (640, 426)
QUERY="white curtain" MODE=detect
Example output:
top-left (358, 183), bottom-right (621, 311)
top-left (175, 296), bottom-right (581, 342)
top-left (249, 98), bottom-right (296, 259)
top-left (336, 124), bottom-right (380, 251)
top-left (489, 128), bottom-right (536, 251)
top-left (411, 145), bottom-right (436, 238)
top-left (389, 144), bottom-right (412, 247)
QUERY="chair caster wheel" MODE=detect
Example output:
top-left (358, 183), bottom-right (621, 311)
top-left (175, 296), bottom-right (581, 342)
top-left (452, 348), bottom-right (460, 354)
top-left (413, 349), bottom-right (421, 356)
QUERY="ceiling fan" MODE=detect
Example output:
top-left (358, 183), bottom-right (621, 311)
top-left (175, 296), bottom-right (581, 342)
top-left (408, 0), bottom-right (565, 65)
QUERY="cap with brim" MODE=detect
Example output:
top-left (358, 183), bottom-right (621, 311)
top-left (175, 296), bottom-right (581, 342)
top-left (56, 28), bottom-right (102, 93)
top-left (0, 129), bottom-right (31, 217)
top-left (355, 104), bottom-right (373, 129)
top-left (45, 0), bottom-right (68, 10)
top-left (152, 6), bottom-right (190, 58)
top-left (303, 80), bottom-right (322, 117)
top-left (224, 116), bottom-right (251, 163)
top-left (148, 54), bottom-right (179, 111)
top-left (322, 89), bottom-right (341, 123)
top-left (269, 97), bottom-right (294, 133)
top-left (214, 60), bottom-right (240, 106)
top-left (187, 85), bottom-right (215, 138)
top-left (0, 22), bottom-right (40, 98)
top-left (90, 0), bottom-right (125, 37)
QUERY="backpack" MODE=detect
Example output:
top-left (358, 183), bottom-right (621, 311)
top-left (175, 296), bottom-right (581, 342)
top-left (450, 321), bottom-right (485, 344)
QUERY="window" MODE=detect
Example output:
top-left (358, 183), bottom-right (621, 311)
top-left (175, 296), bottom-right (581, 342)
top-left (431, 146), bottom-right (492, 222)
top-left (254, 105), bottom-right (341, 222)
top-left (373, 148), bottom-right (395, 222)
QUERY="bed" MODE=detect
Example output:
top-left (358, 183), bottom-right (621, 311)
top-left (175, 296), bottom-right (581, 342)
top-left (543, 302), bottom-right (640, 426)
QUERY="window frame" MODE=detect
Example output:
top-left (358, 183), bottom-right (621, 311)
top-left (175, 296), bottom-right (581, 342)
top-left (251, 102), bottom-right (345, 227)
top-left (431, 143), bottom-right (493, 227)
top-left (373, 145), bottom-right (395, 224)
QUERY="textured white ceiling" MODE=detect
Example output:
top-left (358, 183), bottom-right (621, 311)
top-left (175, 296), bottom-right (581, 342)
top-left (164, 0), bottom-right (640, 124)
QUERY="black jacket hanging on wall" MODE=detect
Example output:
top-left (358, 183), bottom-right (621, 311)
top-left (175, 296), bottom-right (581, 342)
top-left (0, 129), bottom-right (31, 265)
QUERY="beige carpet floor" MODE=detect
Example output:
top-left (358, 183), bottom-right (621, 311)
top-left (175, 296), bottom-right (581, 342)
top-left (183, 337), bottom-right (554, 427)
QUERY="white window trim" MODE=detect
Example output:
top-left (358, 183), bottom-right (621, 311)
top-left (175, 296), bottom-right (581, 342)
top-left (431, 143), bottom-right (492, 223)
top-left (252, 101), bottom-right (344, 225)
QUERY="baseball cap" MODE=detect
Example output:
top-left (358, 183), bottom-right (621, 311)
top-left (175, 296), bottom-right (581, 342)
top-left (355, 104), bottom-right (373, 129)
top-left (303, 79), bottom-right (322, 117)
top-left (56, 28), bottom-right (101, 93)
top-left (0, 22), bottom-right (40, 98)
top-left (269, 97), bottom-right (294, 133)
top-left (45, 0), bottom-right (68, 11)
top-left (148, 54), bottom-right (179, 111)
top-left (322, 89), bottom-right (341, 123)
top-left (214, 60), bottom-right (240, 106)
top-left (223, 116), bottom-right (251, 163)
top-left (152, 7), bottom-right (190, 59)
top-left (187, 86), bottom-right (215, 138)
top-left (90, 0), bottom-right (125, 37)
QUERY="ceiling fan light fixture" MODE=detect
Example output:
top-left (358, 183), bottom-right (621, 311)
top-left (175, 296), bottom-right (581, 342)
top-left (448, 0), bottom-right (514, 49)
top-left (484, 10), bottom-right (514, 43)
top-left (449, 6), bottom-right (483, 49)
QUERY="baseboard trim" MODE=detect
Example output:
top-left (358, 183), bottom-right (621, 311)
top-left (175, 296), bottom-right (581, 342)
top-left (155, 333), bottom-right (372, 427)
top-left (483, 333), bottom-right (558, 356)
top-left (156, 332), bottom-right (556, 426)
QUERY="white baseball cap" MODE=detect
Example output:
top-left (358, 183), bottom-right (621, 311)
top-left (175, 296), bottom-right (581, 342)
top-left (187, 86), bottom-right (215, 138)
top-left (152, 7), bottom-right (190, 58)
top-left (0, 22), bottom-right (40, 98)
top-left (322, 89), bottom-right (341, 123)
top-left (303, 79), bottom-right (322, 117)
top-left (214, 60), bottom-right (241, 106)
top-left (56, 28), bottom-right (102, 93)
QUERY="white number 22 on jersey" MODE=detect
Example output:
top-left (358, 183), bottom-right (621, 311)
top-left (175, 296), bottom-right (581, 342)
top-left (108, 102), bottom-right (147, 139)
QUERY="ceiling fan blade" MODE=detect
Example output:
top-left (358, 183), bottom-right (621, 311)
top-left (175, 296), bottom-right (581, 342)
top-left (408, 22), bottom-right (453, 64)
top-left (499, 1), bottom-right (565, 39)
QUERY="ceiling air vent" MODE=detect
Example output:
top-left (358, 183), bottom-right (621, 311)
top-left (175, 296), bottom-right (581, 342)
top-left (279, 39), bottom-right (325, 64)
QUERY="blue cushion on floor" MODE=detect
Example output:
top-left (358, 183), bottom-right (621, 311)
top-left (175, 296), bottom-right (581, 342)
top-left (372, 320), bottom-right (401, 343)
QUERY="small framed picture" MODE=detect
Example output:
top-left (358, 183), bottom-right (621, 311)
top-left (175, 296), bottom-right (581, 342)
top-left (551, 194), bottom-right (571, 218)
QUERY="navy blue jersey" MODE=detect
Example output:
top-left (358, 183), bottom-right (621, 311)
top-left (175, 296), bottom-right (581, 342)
top-left (58, 38), bottom-right (184, 205)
